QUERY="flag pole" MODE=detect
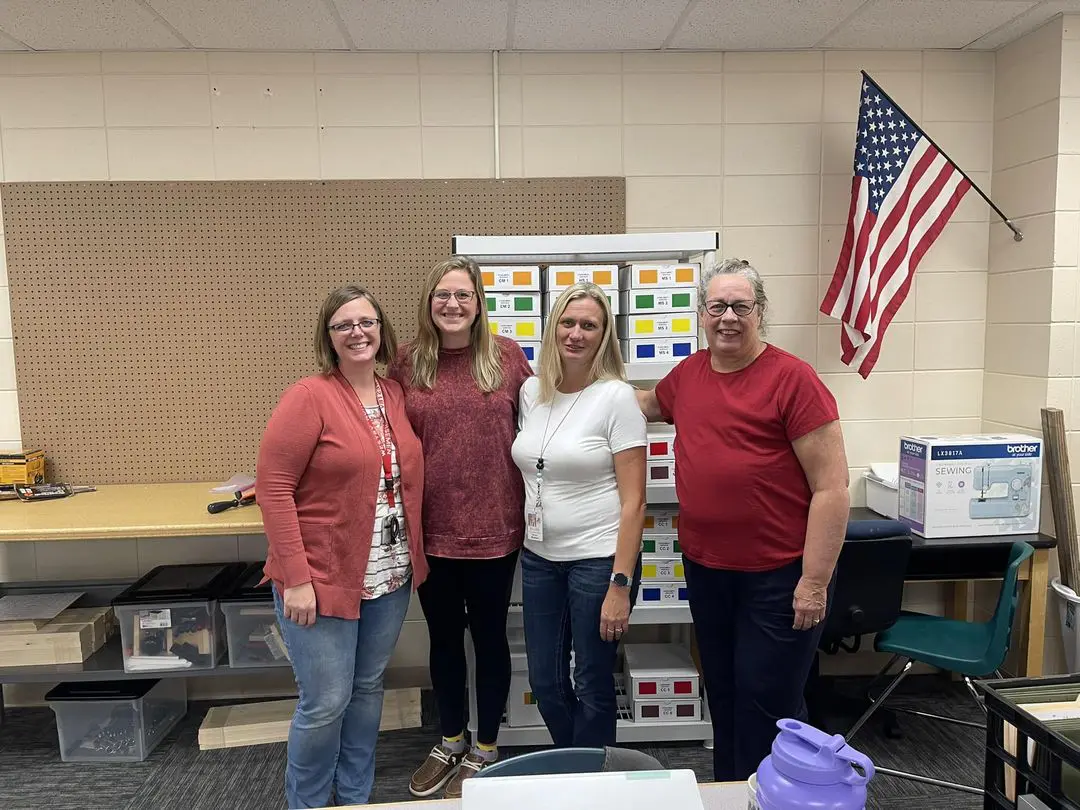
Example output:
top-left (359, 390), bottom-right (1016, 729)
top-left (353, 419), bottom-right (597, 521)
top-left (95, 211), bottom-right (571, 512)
top-left (861, 70), bottom-right (1023, 242)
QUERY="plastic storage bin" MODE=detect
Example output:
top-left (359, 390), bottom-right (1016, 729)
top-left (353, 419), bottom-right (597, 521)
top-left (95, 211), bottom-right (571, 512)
top-left (979, 673), bottom-right (1080, 809)
top-left (111, 562), bottom-right (246, 673)
top-left (45, 678), bottom-right (187, 762)
top-left (220, 561), bottom-right (289, 669)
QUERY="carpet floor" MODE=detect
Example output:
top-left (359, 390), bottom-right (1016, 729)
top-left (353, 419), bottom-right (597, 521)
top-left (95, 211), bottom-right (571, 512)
top-left (0, 675), bottom-right (989, 810)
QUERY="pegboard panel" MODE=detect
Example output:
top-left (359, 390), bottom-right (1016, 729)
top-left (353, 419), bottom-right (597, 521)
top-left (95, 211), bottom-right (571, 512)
top-left (3, 178), bottom-right (624, 485)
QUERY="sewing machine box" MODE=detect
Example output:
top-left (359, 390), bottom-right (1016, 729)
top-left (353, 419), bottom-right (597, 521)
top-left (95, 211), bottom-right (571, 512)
top-left (897, 434), bottom-right (1043, 538)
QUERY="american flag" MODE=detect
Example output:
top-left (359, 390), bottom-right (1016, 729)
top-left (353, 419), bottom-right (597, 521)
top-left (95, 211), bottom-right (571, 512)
top-left (820, 72), bottom-right (971, 378)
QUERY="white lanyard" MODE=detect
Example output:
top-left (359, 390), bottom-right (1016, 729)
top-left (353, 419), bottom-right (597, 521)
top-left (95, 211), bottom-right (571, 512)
top-left (534, 389), bottom-right (584, 508)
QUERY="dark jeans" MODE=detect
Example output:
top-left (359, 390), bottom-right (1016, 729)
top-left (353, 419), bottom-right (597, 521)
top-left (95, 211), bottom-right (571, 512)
top-left (418, 550), bottom-right (519, 746)
top-left (683, 555), bottom-right (831, 782)
top-left (520, 548), bottom-right (642, 748)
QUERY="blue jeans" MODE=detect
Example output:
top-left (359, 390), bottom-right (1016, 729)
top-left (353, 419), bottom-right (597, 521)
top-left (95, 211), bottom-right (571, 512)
top-left (273, 581), bottom-right (411, 808)
top-left (521, 548), bottom-right (641, 748)
top-left (683, 556), bottom-right (831, 781)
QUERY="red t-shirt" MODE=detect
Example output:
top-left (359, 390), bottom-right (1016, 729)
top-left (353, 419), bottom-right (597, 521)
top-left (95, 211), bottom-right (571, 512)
top-left (389, 335), bottom-right (533, 560)
top-left (655, 345), bottom-right (839, 572)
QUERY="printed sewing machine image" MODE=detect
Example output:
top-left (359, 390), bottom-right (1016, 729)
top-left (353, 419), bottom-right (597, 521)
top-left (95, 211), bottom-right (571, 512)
top-left (969, 463), bottom-right (1033, 519)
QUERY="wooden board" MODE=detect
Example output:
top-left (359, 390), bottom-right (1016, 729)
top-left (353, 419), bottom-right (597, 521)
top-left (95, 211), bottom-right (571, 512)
top-left (2, 179), bottom-right (625, 485)
top-left (198, 688), bottom-right (422, 750)
top-left (0, 605), bottom-right (114, 666)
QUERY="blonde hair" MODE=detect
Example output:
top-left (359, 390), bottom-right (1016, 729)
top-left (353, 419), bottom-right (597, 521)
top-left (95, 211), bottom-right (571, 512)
top-left (314, 284), bottom-right (398, 373)
top-left (408, 256), bottom-right (503, 393)
top-left (537, 282), bottom-right (625, 402)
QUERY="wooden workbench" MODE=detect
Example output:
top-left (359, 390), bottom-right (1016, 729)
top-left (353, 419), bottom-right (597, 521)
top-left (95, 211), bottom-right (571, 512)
top-left (0, 482), bottom-right (264, 541)
top-left (0, 488), bottom-right (1058, 678)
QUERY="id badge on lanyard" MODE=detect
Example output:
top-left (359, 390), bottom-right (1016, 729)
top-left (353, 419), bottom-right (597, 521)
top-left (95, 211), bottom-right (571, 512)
top-left (526, 459), bottom-right (544, 543)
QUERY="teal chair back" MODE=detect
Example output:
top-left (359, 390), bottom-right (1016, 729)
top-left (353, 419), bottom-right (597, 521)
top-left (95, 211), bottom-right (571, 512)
top-left (983, 540), bottom-right (1034, 672)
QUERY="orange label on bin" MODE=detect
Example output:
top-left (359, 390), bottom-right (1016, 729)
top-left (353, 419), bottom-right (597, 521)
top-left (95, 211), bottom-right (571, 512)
top-left (482, 271), bottom-right (495, 287)
top-left (556, 271), bottom-right (574, 286)
top-left (595, 269), bottom-right (613, 285)
top-left (513, 271), bottom-right (533, 286)
top-left (675, 267), bottom-right (695, 283)
top-left (639, 269), bottom-right (658, 285)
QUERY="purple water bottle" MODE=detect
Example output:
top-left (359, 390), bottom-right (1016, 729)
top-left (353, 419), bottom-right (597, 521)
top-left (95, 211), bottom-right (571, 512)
top-left (754, 719), bottom-right (875, 810)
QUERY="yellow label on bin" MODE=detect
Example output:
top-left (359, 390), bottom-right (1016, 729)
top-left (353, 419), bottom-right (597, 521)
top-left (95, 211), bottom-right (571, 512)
top-left (517, 321), bottom-right (536, 337)
top-left (672, 318), bottom-right (692, 333)
top-left (634, 319), bottom-right (654, 335)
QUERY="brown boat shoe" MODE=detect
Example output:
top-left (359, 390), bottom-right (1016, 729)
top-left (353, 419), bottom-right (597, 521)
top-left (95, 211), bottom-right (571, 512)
top-left (443, 750), bottom-right (492, 799)
top-left (409, 744), bottom-right (465, 797)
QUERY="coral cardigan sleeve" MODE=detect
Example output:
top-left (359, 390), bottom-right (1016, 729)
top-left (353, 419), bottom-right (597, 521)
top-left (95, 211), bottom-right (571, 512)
top-left (256, 382), bottom-right (322, 589)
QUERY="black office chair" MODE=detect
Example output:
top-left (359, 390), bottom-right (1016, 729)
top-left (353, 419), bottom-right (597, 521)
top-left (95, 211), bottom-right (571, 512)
top-left (806, 520), bottom-right (912, 737)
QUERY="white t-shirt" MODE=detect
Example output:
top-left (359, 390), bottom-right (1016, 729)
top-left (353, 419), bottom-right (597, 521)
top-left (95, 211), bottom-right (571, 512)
top-left (511, 377), bottom-right (647, 562)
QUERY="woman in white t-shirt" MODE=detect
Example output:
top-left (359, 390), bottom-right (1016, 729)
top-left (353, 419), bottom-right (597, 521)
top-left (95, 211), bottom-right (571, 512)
top-left (510, 282), bottom-right (647, 747)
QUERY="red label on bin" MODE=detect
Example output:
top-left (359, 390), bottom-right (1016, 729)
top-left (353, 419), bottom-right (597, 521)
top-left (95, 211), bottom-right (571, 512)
top-left (649, 441), bottom-right (669, 455)
top-left (638, 682), bottom-right (657, 695)
top-left (674, 681), bottom-right (693, 694)
top-left (676, 704), bottom-right (695, 717)
top-left (641, 704), bottom-right (660, 718)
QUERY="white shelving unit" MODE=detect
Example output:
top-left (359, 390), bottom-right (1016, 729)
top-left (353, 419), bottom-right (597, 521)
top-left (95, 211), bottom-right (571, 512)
top-left (454, 231), bottom-right (714, 748)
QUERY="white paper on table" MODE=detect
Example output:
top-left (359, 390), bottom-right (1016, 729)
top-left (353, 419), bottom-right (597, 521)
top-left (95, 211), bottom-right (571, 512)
top-left (211, 474), bottom-right (256, 493)
top-left (869, 462), bottom-right (899, 487)
top-left (0, 592), bottom-right (83, 622)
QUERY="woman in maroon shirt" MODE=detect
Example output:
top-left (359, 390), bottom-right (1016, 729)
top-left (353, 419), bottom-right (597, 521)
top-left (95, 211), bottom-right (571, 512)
top-left (390, 256), bottom-right (533, 799)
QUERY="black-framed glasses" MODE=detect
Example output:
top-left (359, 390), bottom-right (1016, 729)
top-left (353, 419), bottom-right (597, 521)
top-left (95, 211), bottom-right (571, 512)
top-left (704, 300), bottom-right (756, 317)
top-left (431, 290), bottom-right (476, 303)
top-left (328, 319), bottom-right (381, 334)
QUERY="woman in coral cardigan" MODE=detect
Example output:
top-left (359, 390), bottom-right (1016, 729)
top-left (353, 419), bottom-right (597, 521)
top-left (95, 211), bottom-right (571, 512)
top-left (256, 284), bottom-right (428, 809)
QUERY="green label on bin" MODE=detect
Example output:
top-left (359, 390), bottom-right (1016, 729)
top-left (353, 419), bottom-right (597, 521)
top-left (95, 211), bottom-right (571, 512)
top-left (486, 297), bottom-right (496, 312)
top-left (642, 539), bottom-right (655, 553)
top-left (514, 297), bottom-right (532, 312)
top-left (635, 294), bottom-right (655, 309)
top-left (672, 293), bottom-right (691, 308)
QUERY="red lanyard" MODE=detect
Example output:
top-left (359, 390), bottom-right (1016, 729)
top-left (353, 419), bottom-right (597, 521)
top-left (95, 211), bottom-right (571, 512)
top-left (362, 382), bottom-right (396, 510)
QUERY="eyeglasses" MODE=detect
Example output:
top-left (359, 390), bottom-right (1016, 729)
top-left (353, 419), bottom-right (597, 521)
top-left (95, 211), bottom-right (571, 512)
top-left (328, 319), bottom-right (381, 334)
top-left (704, 300), bottom-right (756, 317)
top-left (432, 290), bottom-right (477, 303)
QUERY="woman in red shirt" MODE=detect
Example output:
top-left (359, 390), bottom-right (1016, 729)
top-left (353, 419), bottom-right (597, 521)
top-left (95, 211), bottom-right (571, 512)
top-left (390, 256), bottom-right (532, 799)
top-left (256, 284), bottom-right (428, 809)
top-left (636, 259), bottom-right (850, 783)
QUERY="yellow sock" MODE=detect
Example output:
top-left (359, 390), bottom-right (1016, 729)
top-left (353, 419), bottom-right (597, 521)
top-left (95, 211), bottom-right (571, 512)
top-left (476, 742), bottom-right (497, 752)
top-left (442, 734), bottom-right (466, 753)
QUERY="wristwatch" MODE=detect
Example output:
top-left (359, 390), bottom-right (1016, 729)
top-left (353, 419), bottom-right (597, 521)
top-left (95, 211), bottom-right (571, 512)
top-left (610, 572), bottom-right (630, 588)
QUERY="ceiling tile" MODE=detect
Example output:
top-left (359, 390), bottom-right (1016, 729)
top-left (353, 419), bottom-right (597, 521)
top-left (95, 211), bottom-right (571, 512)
top-left (332, 0), bottom-right (509, 51)
top-left (512, 0), bottom-right (685, 50)
top-left (0, 0), bottom-right (185, 50)
top-left (148, 0), bottom-right (349, 50)
top-left (821, 0), bottom-right (1041, 49)
top-left (966, 0), bottom-right (1080, 49)
top-left (0, 30), bottom-right (28, 51)
top-left (670, 0), bottom-right (867, 50)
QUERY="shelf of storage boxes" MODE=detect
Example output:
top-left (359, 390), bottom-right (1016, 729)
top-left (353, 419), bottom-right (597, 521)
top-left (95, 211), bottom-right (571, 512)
top-left (618, 262), bottom-right (700, 366)
top-left (481, 265), bottom-right (543, 365)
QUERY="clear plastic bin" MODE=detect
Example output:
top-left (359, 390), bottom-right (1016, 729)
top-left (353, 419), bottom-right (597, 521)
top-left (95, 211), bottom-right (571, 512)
top-left (111, 562), bottom-right (246, 673)
top-left (46, 678), bottom-right (187, 762)
top-left (219, 561), bottom-right (289, 669)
